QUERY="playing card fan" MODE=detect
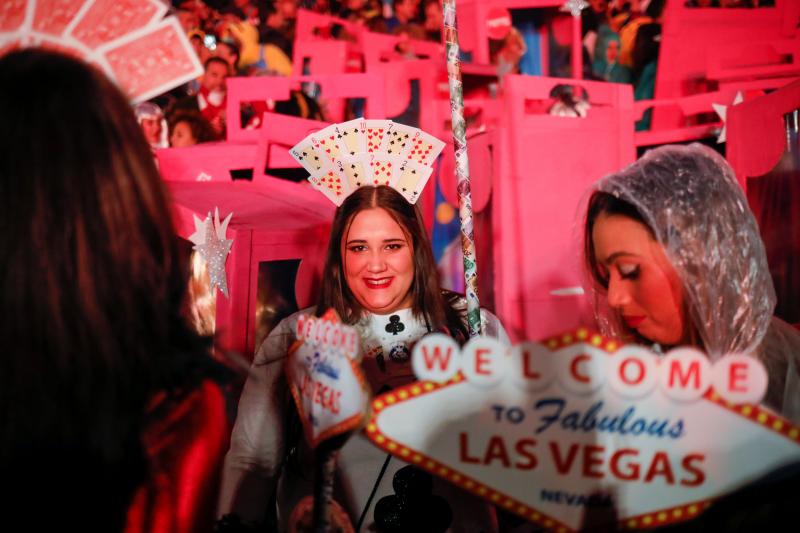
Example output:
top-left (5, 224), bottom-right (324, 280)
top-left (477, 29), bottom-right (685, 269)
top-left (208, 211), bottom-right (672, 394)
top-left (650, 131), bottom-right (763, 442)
top-left (290, 119), bottom-right (446, 206)
top-left (0, 0), bottom-right (202, 103)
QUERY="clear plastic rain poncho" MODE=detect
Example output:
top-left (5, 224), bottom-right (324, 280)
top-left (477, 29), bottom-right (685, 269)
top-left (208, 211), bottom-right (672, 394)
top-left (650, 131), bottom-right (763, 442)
top-left (585, 143), bottom-right (800, 422)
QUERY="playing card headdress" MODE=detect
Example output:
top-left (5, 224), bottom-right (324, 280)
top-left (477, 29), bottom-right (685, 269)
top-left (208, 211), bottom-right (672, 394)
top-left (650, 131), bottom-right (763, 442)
top-left (0, 0), bottom-right (203, 103)
top-left (290, 119), bottom-right (446, 206)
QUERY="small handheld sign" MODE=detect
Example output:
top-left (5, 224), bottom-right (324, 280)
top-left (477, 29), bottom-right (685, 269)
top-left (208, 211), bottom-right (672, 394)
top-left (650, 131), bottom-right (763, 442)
top-left (286, 309), bottom-right (369, 532)
top-left (366, 329), bottom-right (800, 532)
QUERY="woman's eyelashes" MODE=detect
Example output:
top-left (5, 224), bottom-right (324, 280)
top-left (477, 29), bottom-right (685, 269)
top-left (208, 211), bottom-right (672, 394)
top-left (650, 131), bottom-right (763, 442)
top-left (347, 242), bottom-right (407, 253)
top-left (617, 263), bottom-right (640, 280)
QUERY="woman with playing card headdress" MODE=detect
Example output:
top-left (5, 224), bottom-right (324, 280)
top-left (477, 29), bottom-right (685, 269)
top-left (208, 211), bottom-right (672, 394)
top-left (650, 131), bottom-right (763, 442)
top-left (219, 179), bottom-right (508, 530)
top-left (0, 49), bottom-right (230, 532)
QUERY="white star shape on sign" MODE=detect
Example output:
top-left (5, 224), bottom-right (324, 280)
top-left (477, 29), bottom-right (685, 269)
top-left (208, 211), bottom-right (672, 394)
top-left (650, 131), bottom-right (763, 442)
top-left (712, 91), bottom-right (744, 144)
top-left (560, 0), bottom-right (589, 17)
top-left (188, 208), bottom-right (234, 298)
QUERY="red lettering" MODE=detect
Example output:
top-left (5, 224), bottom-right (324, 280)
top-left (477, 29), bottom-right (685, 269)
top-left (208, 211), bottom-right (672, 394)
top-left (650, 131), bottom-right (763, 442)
top-left (422, 345), bottom-right (454, 371)
top-left (582, 445), bottom-right (605, 478)
top-left (610, 448), bottom-right (640, 481)
top-left (644, 452), bottom-right (675, 484)
top-left (669, 360), bottom-right (701, 389)
top-left (522, 349), bottom-right (541, 379)
top-left (475, 348), bottom-right (492, 375)
top-left (619, 358), bottom-right (645, 386)
top-left (680, 454), bottom-right (706, 487)
top-left (458, 432), bottom-right (481, 464)
top-left (484, 436), bottom-right (511, 467)
top-left (549, 442), bottom-right (579, 474)
top-left (514, 439), bottom-right (538, 470)
top-left (570, 354), bottom-right (591, 384)
top-left (729, 362), bottom-right (748, 392)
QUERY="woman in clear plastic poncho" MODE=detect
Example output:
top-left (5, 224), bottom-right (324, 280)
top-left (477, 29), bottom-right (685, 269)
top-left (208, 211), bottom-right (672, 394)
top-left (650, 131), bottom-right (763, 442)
top-left (583, 143), bottom-right (800, 423)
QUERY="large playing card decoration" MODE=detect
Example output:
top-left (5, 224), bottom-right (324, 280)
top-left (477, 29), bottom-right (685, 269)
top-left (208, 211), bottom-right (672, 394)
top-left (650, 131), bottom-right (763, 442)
top-left (367, 330), bottom-right (800, 531)
top-left (0, 0), bottom-right (202, 103)
top-left (290, 119), bottom-right (445, 206)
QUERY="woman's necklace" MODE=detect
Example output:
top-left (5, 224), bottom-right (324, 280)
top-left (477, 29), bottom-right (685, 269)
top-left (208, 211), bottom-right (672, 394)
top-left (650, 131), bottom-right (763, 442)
top-left (354, 309), bottom-right (430, 387)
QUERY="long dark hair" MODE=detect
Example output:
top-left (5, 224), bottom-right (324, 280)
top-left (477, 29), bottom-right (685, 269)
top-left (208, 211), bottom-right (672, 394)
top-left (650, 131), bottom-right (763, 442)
top-left (317, 185), bottom-right (468, 342)
top-left (0, 49), bottom-right (214, 526)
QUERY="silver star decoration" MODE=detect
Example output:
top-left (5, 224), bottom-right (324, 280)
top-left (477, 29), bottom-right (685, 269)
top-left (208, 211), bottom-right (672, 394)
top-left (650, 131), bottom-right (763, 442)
top-left (561, 0), bottom-right (589, 17)
top-left (712, 91), bottom-right (744, 144)
top-left (188, 208), bottom-right (234, 298)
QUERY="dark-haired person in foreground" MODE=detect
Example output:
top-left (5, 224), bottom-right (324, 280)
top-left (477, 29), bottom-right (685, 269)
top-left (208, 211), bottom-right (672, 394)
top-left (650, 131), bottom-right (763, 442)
top-left (0, 49), bottom-right (230, 532)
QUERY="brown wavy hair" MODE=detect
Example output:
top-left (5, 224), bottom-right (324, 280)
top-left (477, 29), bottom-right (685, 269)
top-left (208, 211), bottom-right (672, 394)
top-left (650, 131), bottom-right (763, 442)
top-left (316, 186), bottom-right (468, 342)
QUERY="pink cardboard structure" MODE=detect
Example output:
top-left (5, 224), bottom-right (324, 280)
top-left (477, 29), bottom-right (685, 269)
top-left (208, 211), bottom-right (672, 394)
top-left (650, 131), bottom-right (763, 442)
top-left (158, 145), bottom-right (335, 358)
top-left (225, 76), bottom-right (291, 143)
top-left (652, 0), bottom-right (799, 131)
top-left (295, 8), bottom-right (364, 42)
top-left (727, 78), bottom-right (800, 192)
top-left (456, 0), bottom-right (581, 75)
top-left (226, 73), bottom-right (386, 144)
top-left (492, 75), bottom-right (635, 342)
top-left (253, 112), bottom-right (331, 179)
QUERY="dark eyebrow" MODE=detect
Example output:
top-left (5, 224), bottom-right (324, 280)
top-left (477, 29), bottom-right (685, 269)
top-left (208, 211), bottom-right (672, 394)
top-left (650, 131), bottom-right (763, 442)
top-left (345, 238), bottom-right (407, 246)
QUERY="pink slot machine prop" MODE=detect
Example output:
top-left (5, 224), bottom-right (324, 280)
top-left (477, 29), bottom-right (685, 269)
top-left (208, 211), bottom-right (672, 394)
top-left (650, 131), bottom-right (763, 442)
top-left (652, 0), bottom-right (800, 132)
top-left (727, 79), bottom-right (800, 192)
top-left (157, 143), bottom-right (335, 359)
top-left (295, 8), bottom-right (364, 43)
top-left (492, 75), bottom-right (635, 342)
top-left (226, 74), bottom-right (387, 144)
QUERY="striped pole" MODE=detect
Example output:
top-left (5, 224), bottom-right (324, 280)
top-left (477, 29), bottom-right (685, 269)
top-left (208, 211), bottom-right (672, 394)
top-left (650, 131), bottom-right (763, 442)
top-left (442, 0), bottom-right (482, 337)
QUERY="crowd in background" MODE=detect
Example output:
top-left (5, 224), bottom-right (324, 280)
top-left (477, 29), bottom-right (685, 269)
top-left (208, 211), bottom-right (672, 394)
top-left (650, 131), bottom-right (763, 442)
top-left (135, 0), bottom-right (779, 148)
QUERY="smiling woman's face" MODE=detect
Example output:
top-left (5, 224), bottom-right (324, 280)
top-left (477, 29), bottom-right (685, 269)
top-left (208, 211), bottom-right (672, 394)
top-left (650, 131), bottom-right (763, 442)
top-left (343, 207), bottom-right (415, 315)
top-left (592, 213), bottom-right (686, 346)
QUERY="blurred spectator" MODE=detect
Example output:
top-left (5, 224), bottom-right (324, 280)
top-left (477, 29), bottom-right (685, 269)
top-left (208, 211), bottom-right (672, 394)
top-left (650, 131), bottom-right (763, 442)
top-left (189, 29), bottom-right (213, 66)
top-left (176, 6), bottom-right (201, 33)
top-left (339, 0), bottom-right (383, 24)
top-left (276, 0), bottom-right (299, 51)
top-left (632, 18), bottom-right (661, 131)
top-left (260, 1), bottom-right (294, 57)
top-left (134, 101), bottom-right (168, 150)
top-left (391, 23), bottom-right (427, 59)
top-left (422, 0), bottom-right (442, 42)
top-left (602, 34), bottom-right (632, 83)
top-left (169, 110), bottom-right (220, 147)
top-left (233, 0), bottom-right (259, 23)
top-left (490, 27), bottom-right (527, 77)
top-left (172, 56), bottom-right (229, 136)
top-left (215, 28), bottom-right (291, 80)
top-left (216, 36), bottom-right (244, 74)
top-left (549, 84), bottom-right (591, 117)
top-left (386, 0), bottom-right (418, 32)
